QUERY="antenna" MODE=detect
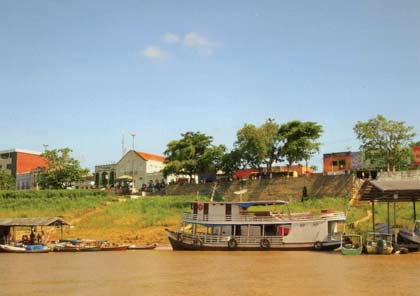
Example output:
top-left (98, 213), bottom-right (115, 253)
top-left (121, 135), bottom-right (127, 156)
top-left (42, 144), bottom-right (49, 152)
top-left (130, 132), bottom-right (136, 151)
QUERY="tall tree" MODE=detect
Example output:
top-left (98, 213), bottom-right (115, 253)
top-left (0, 169), bottom-right (15, 190)
top-left (39, 148), bottom-right (89, 189)
top-left (163, 132), bottom-right (226, 181)
top-left (260, 118), bottom-right (282, 172)
top-left (220, 149), bottom-right (243, 177)
top-left (354, 114), bottom-right (416, 171)
top-left (278, 121), bottom-right (323, 171)
top-left (235, 124), bottom-right (266, 169)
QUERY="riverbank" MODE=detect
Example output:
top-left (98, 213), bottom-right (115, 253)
top-left (1, 191), bottom-right (419, 244)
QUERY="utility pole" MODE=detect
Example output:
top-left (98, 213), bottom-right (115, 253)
top-left (42, 144), bottom-right (49, 152)
top-left (130, 132), bottom-right (136, 151)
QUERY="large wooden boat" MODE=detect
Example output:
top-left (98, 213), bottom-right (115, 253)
top-left (100, 245), bottom-right (129, 251)
top-left (166, 200), bottom-right (345, 251)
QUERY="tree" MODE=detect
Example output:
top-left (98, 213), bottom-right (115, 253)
top-left (0, 169), bottom-right (15, 190)
top-left (354, 115), bottom-right (416, 172)
top-left (39, 148), bottom-right (89, 189)
top-left (278, 121), bottom-right (323, 171)
top-left (220, 149), bottom-right (243, 177)
top-left (163, 132), bottom-right (226, 181)
top-left (235, 123), bottom-right (266, 169)
top-left (234, 119), bottom-right (282, 172)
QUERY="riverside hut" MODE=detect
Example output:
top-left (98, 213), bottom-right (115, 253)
top-left (0, 217), bottom-right (70, 244)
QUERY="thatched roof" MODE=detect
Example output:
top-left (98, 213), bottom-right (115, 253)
top-left (359, 180), bottom-right (420, 201)
top-left (0, 217), bottom-right (70, 227)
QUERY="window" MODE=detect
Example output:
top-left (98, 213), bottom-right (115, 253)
top-left (338, 159), bottom-right (346, 168)
top-left (331, 161), bottom-right (338, 166)
top-left (1, 154), bottom-right (9, 159)
top-left (6, 164), bottom-right (12, 170)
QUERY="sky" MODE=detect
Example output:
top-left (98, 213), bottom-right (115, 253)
top-left (1, 0), bottom-right (420, 171)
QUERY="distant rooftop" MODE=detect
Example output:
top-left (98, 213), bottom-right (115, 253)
top-left (135, 151), bottom-right (165, 162)
top-left (0, 149), bottom-right (42, 155)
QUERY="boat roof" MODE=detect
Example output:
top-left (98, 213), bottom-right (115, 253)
top-left (0, 217), bottom-right (70, 227)
top-left (192, 200), bottom-right (288, 208)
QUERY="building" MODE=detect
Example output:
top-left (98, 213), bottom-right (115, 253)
top-left (115, 150), bottom-right (165, 190)
top-left (94, 164), bottom-right (116, 188)
top-left (323, 151), bottom-right (362, 175)
top-left (0, 149), bottom-right (48, 189)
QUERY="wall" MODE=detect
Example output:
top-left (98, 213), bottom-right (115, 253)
top-left (378, 170), bottom-right (420, 181)
top-left (165, 174), bottom-right (355, 201)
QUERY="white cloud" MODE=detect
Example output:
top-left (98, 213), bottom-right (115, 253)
top-left (142, 46), bottom-right (167, 59)
top-left (183, 32), bottom-right (221, 55)
top-left (163, 33), bottom-right (180, 44)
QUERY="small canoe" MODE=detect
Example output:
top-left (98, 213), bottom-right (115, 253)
top-left (128, 243), bottom-right (157, 250)
top-left (0, 244), bottom-right (27, 253)
top-left (101, 245), bottom-right (129, 251)
top-left (341, 235), bottom-right (363, 255)
top-left (79, 246), bottom-right (101, 252)
top-left (54, 244), bottom-right (81, 252)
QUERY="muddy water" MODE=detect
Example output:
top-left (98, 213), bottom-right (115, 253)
top-left (1, 250), bottom-right (420, 296)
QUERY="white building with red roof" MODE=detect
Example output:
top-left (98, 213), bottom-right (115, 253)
top-left (114, 150), bottom-right (166, 190)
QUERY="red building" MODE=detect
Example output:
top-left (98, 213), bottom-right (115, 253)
top-left (323, 152), bottom-right (355, 175)
top-left (0, 149), bottom-right (48, 189)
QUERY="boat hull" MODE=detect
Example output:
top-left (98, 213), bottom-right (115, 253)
top-left (166, 230), bottom-right (339, 251)
top-left (128, 244), bottom-right (157, 250)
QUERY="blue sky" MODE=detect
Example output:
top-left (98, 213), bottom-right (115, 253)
top-left (1, 0), bottom-right (420, 171)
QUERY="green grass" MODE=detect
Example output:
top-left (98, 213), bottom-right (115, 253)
top-left (0, 190), bottom-right (113, 218)
top-left (79, 195), bottom-right (207, 229)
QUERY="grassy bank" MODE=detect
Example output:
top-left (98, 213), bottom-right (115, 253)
top-left (1, 191), bottom-right (419, 244)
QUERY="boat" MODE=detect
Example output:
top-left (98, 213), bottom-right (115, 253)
top-left (128, 243), bottom-right (157, 250)
top-left (365, 232), bottom-right (393, 255)
top-left (0, 244), bottom-right (50, 253)
top-left (398, 220), bottom-right (420, 245)
top-left (340, 234), bottom-right (363, 255)
top-left (165, 200), bottom-right (346, 251)
top-left (0, 244), bottom-right (27, 253)
top-left (53, 243), bottom-right (81, 252)
top-left (100, 245), bottom-right (129, 251)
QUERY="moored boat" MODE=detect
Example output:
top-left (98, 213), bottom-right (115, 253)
top-left (340, 234), bottom-right (363, 255)
top-left (0, 244), bottom-right (27, 253)
top-left (166, 200), bottom-right (346, 251)
top-left (0, 244), bottom-right (50, 253)
top-left (398, 220), bottom-right (420, 245)
top-left (100, 245), bottom-right (129, 251)
top-left (365, 232), bottom-right (393, 255)
top-left (128, 243), bottom-right (157, 250)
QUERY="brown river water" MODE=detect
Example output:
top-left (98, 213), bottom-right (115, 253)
top-left (1, 249), bottom-right (420, 296)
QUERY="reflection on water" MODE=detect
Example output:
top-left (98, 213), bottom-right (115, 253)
top-left (1, 250), bottom-right (420, 296)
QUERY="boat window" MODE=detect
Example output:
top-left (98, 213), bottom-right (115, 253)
top-left (204, 203), bottom-right (209, 215)
top-left (264, 225), bottom-right (277, 236)
top-left (277, 225), bottom-right (291, 236)
top-left (225, 204), bottom-right (232, 216)
top-left (193, 203), bottom-right (198, 215)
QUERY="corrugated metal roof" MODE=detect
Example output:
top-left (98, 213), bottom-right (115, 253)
top-left (0, 217), bottom-right (70, 226)
top-left (359, 180), bottom-right (420, 201)
top-left (370, 180), bottom-right (420, 191)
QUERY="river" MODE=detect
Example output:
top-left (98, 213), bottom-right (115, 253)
top-left (1, 249), bottom-right (419, 296)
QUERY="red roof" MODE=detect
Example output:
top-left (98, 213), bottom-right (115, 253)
top-left (16, 152), bottom-right (48, 174)
top-left (135, 151), bottom-right (165, 162)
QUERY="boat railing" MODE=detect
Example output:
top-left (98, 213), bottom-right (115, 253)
top-left (182, 212), bottom-right (345, 223)
top-left (178, 232), bottom-right (284, 245)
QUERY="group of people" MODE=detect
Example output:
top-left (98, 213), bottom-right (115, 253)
top-left (22, 227), bottom-right (45, 245)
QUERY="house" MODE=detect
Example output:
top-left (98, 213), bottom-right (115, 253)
top-left (115, 150), bottom-right (166, 190)
top-left (0, 149), bottom-right (48, 189)
top-left (323, 151), bottom-right (362, 175)
top-left (94, 164), bottom-right (116, 188)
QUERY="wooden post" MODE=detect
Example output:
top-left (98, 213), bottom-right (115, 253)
top-left (371, 200), bottom-right (375, 232)
top-left (61, 225), bottom-right (63, 239)
top-left (413, 199), bottom-right (417, 222)
top-left (387, 201), bottom-right (390, 234)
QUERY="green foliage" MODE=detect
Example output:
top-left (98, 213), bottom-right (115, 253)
top-left (0, 169), bottom-right (15, 190)
top-left (163, 131), bottom-right (226, 179)
top-left (220, 149), bottom-right (243, 177)
top-left (354, 114), bottom-right (416, 171)
top-left (39, 148), bottom-right (90, 189)
top-left (235, 123), bottom-right (267, 168)
top-left (278, 120), bottom-right (323, 169)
